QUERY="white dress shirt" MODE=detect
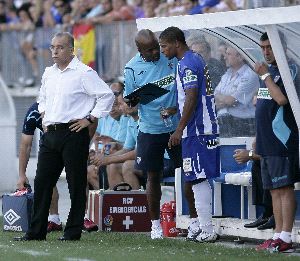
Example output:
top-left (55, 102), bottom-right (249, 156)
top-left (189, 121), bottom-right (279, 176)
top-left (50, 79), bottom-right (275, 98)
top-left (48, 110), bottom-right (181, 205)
top-left (214, 64), bottom-right (259, 118)
top-left (38, 56), bottom-right (114, 126)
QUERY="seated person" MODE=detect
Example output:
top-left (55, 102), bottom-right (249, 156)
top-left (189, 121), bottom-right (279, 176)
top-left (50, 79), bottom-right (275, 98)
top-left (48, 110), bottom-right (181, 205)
top-left (188, 35), bottom-right (226, 90)
top-left (214, 46), bottom-right (259, 137)
top-left (94, 81), bottom-right (128, 152)
top-left (91, 98), bottom-right (142, 190)
top-left (86, 0), bottom-right (134, 24)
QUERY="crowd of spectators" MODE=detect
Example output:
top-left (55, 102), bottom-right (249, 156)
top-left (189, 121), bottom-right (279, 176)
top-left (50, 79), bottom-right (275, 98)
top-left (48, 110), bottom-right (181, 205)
top-left (1, 0), bottom-right (299, 32)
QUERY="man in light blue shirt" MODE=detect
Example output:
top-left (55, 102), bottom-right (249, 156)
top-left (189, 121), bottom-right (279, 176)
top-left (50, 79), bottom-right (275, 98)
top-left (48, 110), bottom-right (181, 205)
top-left (124, 29), bottom-right (182, 239)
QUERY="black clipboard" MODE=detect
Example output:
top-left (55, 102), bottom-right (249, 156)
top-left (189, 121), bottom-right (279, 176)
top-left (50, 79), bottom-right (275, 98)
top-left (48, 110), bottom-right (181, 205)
top-left (124, 83), bottom-right (170, 105)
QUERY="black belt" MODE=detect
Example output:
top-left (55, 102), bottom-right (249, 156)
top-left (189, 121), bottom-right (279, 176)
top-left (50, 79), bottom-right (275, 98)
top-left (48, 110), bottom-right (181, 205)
top-left (47, 123), bottom-right (72, 132)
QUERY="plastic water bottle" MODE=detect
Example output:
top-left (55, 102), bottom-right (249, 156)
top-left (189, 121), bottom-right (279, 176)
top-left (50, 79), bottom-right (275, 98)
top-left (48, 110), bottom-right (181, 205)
top-left (160, 106), bottom-right (173, 128)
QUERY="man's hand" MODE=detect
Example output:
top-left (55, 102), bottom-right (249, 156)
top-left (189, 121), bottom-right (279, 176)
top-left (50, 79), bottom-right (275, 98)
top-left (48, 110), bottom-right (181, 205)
top-left (69, 119), bottom-right (91, 132)
top-left (90, 152), bottom-right (108, 166)
top-left (254, 62), bottom-right (269, 76)
top-left (168, 129), bottom-right (183, 148)
top-left (233, 149), bottom-right (250, 164)
top-left (16, 176), bottom-right (28, 190)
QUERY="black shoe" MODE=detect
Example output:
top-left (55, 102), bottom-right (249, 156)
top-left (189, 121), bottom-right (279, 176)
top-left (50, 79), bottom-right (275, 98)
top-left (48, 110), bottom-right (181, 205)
top-left (244, 215), bottom-right (268, 228)
top-left (257, 215), bottom-right (275, 230)
top-left (58, 235), bottom-right (81, 241)
top-left (14, 235), bottom-right (45, 241)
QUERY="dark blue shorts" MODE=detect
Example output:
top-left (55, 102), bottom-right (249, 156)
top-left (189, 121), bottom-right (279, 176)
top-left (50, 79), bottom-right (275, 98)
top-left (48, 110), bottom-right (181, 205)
top-left (261, 155), bottom-right (300, 190)
top-left (135, 131), bottom-right (182, 172)
top-left (182, 134), bottom-right (220, 182)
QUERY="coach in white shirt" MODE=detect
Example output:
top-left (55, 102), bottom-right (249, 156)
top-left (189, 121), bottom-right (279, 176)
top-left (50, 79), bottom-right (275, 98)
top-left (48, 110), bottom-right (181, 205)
top-left (14, 32), bottom-right (114, 241)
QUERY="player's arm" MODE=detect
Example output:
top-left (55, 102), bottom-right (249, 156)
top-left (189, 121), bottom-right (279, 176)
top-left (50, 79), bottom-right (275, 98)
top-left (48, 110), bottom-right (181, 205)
top-left (17, 134), bottom-right (34, 189)
top-left (168, 87), bottom-right (198, 147)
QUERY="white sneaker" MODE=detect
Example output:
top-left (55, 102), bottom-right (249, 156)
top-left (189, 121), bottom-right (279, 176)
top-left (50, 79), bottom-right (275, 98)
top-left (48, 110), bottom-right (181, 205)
top-left (195, 230), bottom-right (218, 243)
top-left (151, 225), bottom-right (163, 239)
top-left (186, 226), bottom-right (202, 241)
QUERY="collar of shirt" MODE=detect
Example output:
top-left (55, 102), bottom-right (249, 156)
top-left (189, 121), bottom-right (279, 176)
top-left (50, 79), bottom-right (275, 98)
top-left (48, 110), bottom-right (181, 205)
top-left (53, 56), bottom-right (79, 72)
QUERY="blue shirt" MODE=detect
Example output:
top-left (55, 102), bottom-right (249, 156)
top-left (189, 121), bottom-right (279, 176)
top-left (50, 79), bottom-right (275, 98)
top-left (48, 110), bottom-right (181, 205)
top-left (176, 50), bottom-right (219, 138)
top-left (115, 115), bottom-right (129, 144)
top-left (123, 117), bottom-right (139, 150)
top-left (256, 63), bottom-right (298, 156)
top-left (22, 102), bottom-right (43, 135)
top-left (96, 115), bottom-right (120, 140)
top-left (124, 53), bottom-right (178, 134)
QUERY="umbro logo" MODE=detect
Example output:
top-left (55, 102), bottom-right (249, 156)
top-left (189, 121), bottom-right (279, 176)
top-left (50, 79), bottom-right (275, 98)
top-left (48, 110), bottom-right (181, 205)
top-left (4, 209), bottom-right (21, 225)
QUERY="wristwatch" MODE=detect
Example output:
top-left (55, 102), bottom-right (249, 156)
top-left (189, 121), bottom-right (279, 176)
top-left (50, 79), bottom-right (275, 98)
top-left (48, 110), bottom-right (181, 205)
top-left (248, 149), bottom-right (253, 160)
top-left (260, 72), bottom-right (271, 81)
top-left (85, 115), bottom-right (94, 124)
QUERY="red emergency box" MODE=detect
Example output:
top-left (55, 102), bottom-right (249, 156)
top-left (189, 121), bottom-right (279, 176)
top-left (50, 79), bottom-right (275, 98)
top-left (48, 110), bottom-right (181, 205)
top-left (88, 189), bottom-right (151, 232)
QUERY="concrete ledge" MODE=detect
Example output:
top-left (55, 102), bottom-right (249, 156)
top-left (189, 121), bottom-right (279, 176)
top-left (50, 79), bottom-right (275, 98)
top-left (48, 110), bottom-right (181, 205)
top-left (176, 215), bottom-right (300, 243)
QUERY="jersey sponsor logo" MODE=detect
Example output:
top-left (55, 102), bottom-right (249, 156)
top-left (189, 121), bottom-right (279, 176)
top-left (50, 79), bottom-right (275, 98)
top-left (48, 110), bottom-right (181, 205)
top-left (183, 158), bottom-right (192, 172)
top-left (257, 88), bottom-right (272, 100)
top-left (152, 75), bottom-right (175, 88)
top-left (183, 70), bottom-right (197, 84)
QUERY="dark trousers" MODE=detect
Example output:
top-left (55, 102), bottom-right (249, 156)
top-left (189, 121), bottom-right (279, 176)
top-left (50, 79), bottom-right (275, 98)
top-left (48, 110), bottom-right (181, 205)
top-left (27, 127), bottom-right (90, 239)
top-left (252, 160), bottom-right (273, 217)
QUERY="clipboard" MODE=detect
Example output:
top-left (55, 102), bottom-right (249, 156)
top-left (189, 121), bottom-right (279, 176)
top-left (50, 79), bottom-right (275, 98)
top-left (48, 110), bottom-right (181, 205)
top-left (124, 83), bottom-right (170, 105)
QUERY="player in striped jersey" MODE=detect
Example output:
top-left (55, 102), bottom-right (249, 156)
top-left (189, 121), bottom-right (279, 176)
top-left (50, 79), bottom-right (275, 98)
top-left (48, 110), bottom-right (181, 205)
top-left (159, 26), bottom-right (220, 243)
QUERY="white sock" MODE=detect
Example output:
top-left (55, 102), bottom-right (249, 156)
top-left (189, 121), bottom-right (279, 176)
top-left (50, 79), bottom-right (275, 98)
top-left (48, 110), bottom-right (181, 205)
top-left (192, 180), bottom-right (213, 234)
top-left (48, 214), bottom-right (60, 224)
top-left (189, 218), bottom-right (199, 230)
top-left (151, 219), bottom-right (161, 228)
top-left (272, 232), bottom-right (281, 240)
top-left (280, 231), bottom-right (292, 243)
top-left (84, 213), bottom-right (89, 219)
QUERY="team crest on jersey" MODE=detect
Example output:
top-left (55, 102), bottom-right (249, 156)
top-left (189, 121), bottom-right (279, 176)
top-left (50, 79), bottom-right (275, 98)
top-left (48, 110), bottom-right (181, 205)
top-left (257, 88), bottom-right (272, 100)
top-left (183, 70), bottom-right (197, 84)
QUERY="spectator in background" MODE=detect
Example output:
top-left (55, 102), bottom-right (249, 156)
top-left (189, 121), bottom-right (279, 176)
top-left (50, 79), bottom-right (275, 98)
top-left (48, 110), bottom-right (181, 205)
top-left (0, 1), bottom-right (8, 23)
top-left (17, 102), bottom-right (63, 233)
top-left (214, 46), bottom-right (259, 137)
top-left (182, 0), bottom-right (203, 15)
top-left (187, 34), bottom-right (226, 89)
top-left (217, 41), bottom-right (227, 68)
top-left (88, 0), bottom-right (134, 24)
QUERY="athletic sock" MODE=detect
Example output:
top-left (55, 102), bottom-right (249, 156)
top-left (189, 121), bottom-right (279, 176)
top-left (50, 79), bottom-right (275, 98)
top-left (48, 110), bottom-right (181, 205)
top-left (272, 232), bottom-right (281, 240)
top-left (151, 219), bottom-right (161, 228)
top-left (48, 214), bottom-right (60, 225)
top-left (280, 231), bottom-right (292, 243)
top-left (192, 180), bottom-right (213, 234)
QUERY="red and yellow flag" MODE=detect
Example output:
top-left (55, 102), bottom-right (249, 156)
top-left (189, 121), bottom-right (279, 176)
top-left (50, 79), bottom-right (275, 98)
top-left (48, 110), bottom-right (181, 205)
top-left (73, 24), bottom-right (96, 69)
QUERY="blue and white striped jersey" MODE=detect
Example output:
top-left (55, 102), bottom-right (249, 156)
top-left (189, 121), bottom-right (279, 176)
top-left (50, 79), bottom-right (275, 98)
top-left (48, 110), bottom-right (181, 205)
top-left (176, 50), bottom-right (219, 138)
